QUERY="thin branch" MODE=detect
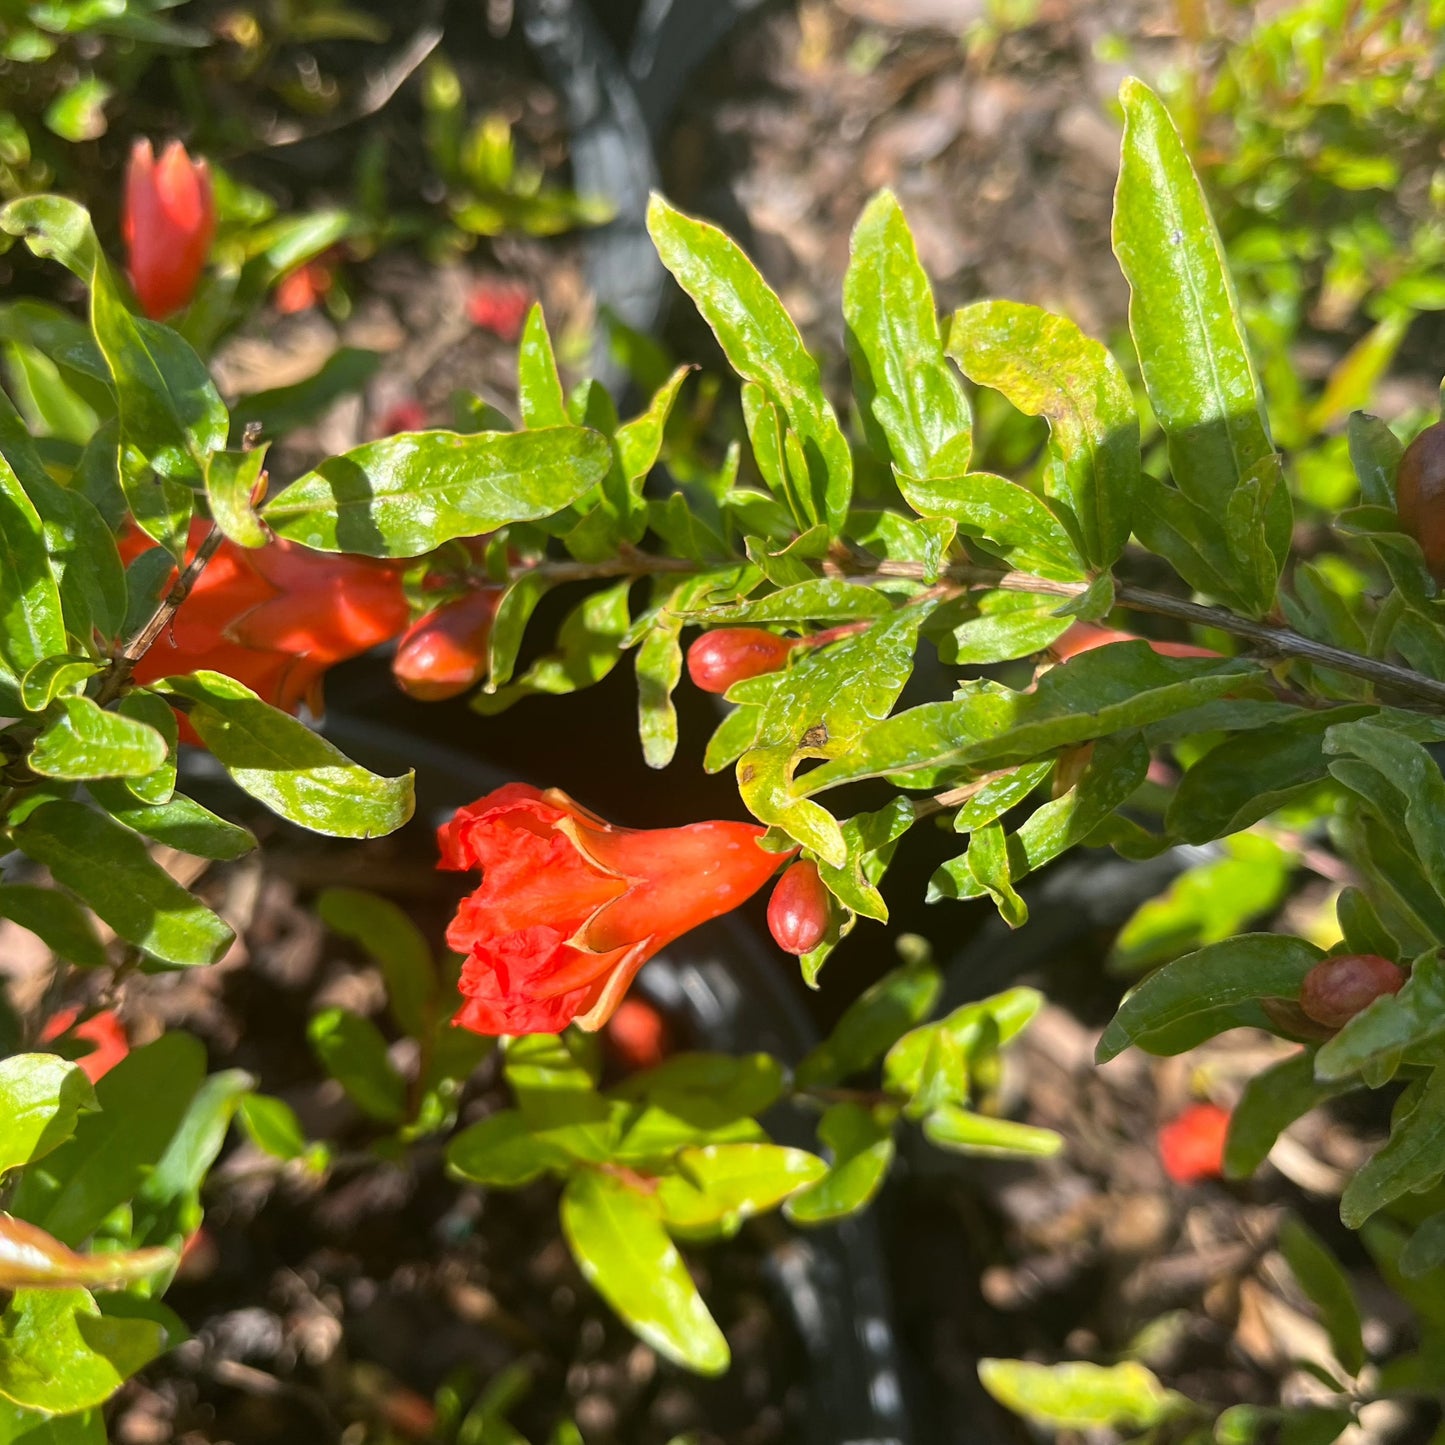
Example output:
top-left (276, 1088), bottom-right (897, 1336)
top-left (95, 526), bottom-right (226, 707)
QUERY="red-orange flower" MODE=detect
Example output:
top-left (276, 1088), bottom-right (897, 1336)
top-left (1157, 1102), bottom-right (1231, 1184)
top-left (121, 522), bottom-right (408, 721)
top-left (123, 139), bottom-right (215, 320)
top-left (274, 260), bottom-right (334, 315)
top-left (440, 784), bottom-right (785, 1035)
top-left (40, 1008), bottom-right (129, 1082)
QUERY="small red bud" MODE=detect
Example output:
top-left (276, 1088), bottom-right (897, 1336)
top-left (1157, 1102), bottom-right (1230, 1184)
top-left (123, 139), bottom-right (215, 319)
top-left (767, 860), bottom-right (830, 955)
top-left (392, 589), bottom-right (502, 701)
top-left (1299, 953), bottom-right (1406, 1030)
top-left (686, 628), bottom-right (796, 694)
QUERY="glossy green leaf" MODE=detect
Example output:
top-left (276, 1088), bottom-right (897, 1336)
top-left (0, 1056), bottom-right (96, 1175)
top-left (28, 697), bottom-right (167, 781)
top-left (0, 887), bottom-right (106, 969)
top-left (0, 196), bottom-right (99, 285)
top-left (11, 802), bottom-right (234, 967)
top-left (117, 691), bottom-right (177, 805)
top-left (805, 643), bottom-right (1254, 793)
top-left (0, 450), bottom-right (64, 675)
top-left (1342, 1066), bottom-right (1445, 1228)
top-left (739, 605), bottom-right (926, 865)
top-left (949, 299), bottom-right (1137, 567)
top-left (156, 671), bottom-right (413, 838)
top-left (316, 887), bottom-right (435, 1039)
top-left (8, 1033), bottom-right (205, 1245)
top-left (0, 1215), bottom-right (172, 1291)
top-left (483, 570), bottom-right (552, 691)
top-left (1347, 411), bottom-right (1402, 510)
top-left (636, 610), bottom-right (683, 769)
top-left (933, 589), bottom-right (1071, 665)
top-left (1097, 934), bottom-right (1324, 1063)
top-left (0, 1288), bottom-right (167, 1415)
top-left (505, 1034), bottom-right (615, 1163)
top-left (657, 1143), bottom-right (825, 1234)
top-left (516, 304), bottom-right (567, 429)
top-left (648, 195), bottom-right (852, 532)
top-left (783, 1103), bottom-right (895, 1225)
top-left (923, 1104), bottom-right (1062, 1158)
top-left (796, 958), bottom-right (941, 1087)
top-left (1278, 1215), bottom-right (1364, 1376)
top-left (1224, 1050), bottom-right (1352, 1180)
top-left (204, 447), bottom-right (268, 549)
top-left (896, 469), bottom-right (1085, 581)
top-left (262, 426), bottom-right (611, 557)
top-left (0, 1398), bottom-right (104, 1443)
top-left (884, 987), bottom-right (1042, 1100)
top-left (843, 189), bottom-right (971, 475)
top-left (91, 263), bottom-right (228, 485)
top-left (88, 781), bottom-right (257, 861)
top-left (690, 578), bottom-right (891, 626)
top-left (1113, 79), bottom-right (1285, 603)
top-left (978, 1358), bottom-right (1188, 1432)
top-left (446, 1110), bottom-right (572, 1187)
top-left (307, 1009), bottom-right (405, 1123)
top-left (560, 1170), bottom-right (728, 1376)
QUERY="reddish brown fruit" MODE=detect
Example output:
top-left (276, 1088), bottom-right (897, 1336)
top-left (1299, 953), bottom-right (1406, 1030)
top-left (686, 628), bottom-right (796, 694)
top-left (1396, 420), bottom-right (1445, 583)
top-left (767, 860), bottom-right (830, 955)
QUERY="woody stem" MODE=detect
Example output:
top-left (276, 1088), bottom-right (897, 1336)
top-left (95, 526), bottom-right (226, 707)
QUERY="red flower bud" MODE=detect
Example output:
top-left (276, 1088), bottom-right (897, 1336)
top-left (605, 997), bottom-right (670, 1071)
top-left (1396, 420), bottom-right (1445, 583)
top-left (1157, 1102), bottom-right (1230, 1184)
top-left (123, 139), bottom-right (215, 320)
top-left (767, 860), bottom-right (830, 955)
top-left (687, 628), bottom-right (796, 694)
top-left (1050, 621), bottom-right (1220, 662)
top-left (466, 277), bottom-right (533, 341)
top-left (440, 784), bottom-right (781, 1035)
top-left (1300, 953), bottom-right (1406, 1030)
top-left (274, 260), bottom-right (333, 315)
top-left (392, 589), bottom-right (502, 701)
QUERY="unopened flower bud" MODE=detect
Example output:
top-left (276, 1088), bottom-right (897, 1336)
top-left (393, 589), bottom-right (502, 701)
top-left (767, 860), bottom-right (830, 955)
top-left (123, 138), bottom-right (215, 319)
top-left (686, 628), bottom-right (796, 694)
top-left (1300, 953), bottom-right (1406, 1030)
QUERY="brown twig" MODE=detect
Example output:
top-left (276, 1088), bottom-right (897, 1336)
top-left (95, 526), bottom-right (226, 707)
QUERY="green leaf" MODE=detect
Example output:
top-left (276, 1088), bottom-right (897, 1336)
top-left (656, 1143), bottom-right (825, 1233)
top-left (516, 304), bottom-right (568, 429)
top-left (236, 1095), bottom-right (309, 1163)
top-left (1342, 1066), bottom-right (1445, 1227)
top-left (316, 887), bottom-right (436, 1039)
top-left (1224, 1050), bottom-right (1353, 1180)
top-left (932, 589), bottom-right (1071, 665)
top-left (0, 1288), bottom-right (167, 1415)
top-left (648, 195), bottom-right (852, 533)
top-left (483, 570), bottom-right (552, 691)
top-left (117, 692), bottom-right (177, 805)
top-left (446, 1110), bottom-right (572, 1187)
top-left (0, 1398), bottom-right (104, 1443)
top-left (978, 1358), bottom-right (1188, 1432)
top-left (1347, 411), bottom-right (1402, 510)
top-left (923, 1104), bottom-right (1062, 1158)
top-left (43, 76), bottom-right (109, 144)
top-left (804, 643), bottom-right (1255, 793)
top-left (796, 957), bottom-right (941, 1087)
top-left (1278, 1215), bottom-right (1364, 1376)
top-left (948, 299), bottom-right (1138, 567)
top-left (0, 196), bottom-right (99, 285)
top-left (560, 1170), bottom-right (728, 1376)
top-left (156, 671), bottom-right (414, 839)
top-left (204, 447), bottom-right (268, 549)
top-left (229, 348), bottom-right (382, 443)
top-left (1097, 934), bottom-right (1324, 1063)
top-left (0, 887), bottom-right (106, 969)
top-left (11, 802), bottom-right (234, 967)
top-left (262, 426), bottom-right (612, 557)
top-left (91, 262), bottom-right (229, 486)
top-left (28, 697), bottom-right (167, 781)
top-left (1316, 953), bottom-right (1445, 1082)
top-left (1168, 708), bottom-right (1373, 843)
top-left (690, 578), bottom-right (891, 626)
top-left (0, 450), bottom-right (65, 675)
top-left (843, 189), bottom-right (971, 475)
top-left (636, 610), bottom-right (683, 769)
top-left (307, 1009), bottom-right (406, 1124)
top-left (0, 1056), bottom-right (96, 1175)
top-left (883, 987), bottom-right (1042, 1100)
top-left (9, 1033), bottom-right (205, 1246)
top-left (783, 1103), bottom-right (895, 1225)
top-left (1113, 78), bottom-right (1285, 608)
top-left (88, 781), bottom-right (257, 862)
top-left (739, 605), bottom-right (927, 865)
top-left (895, 469), bottom-right (1085, 582)
top-left (504, 1034), bottom-right (615, 1163)
top-left (1399, 1211), bottom-right (1445, 1280)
